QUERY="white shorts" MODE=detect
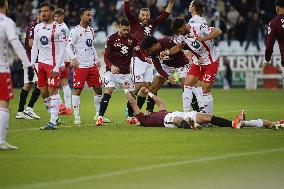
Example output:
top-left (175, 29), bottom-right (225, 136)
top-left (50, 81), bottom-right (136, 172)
top-left (156, 64), bottom-right (189, 79)
top-left (103, 71), bottom-right (135, 91)
top-left (24, 64), bottom-right (38, 84)
top-left (131, 57), bottom-right (154, 83)
top-left (164, 111), bottom-right (197, 128)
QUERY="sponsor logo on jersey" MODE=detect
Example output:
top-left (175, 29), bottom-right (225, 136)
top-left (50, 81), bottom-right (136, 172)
top-left (40, 36), bottom-right (48, 45)
top-left (86, 39), bottom-right (93, 47)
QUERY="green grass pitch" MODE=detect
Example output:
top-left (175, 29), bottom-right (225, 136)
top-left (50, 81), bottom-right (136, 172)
top-left (0, 88), bottom-right (284, 189)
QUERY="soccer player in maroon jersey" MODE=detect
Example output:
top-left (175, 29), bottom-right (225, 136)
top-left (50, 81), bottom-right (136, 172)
top-left (138, 35), bottom-right (204, 113)
top-left (123, 86), bottom-right (244, 129)
top-left (15, 15), bottom-right (41, 120)
top-left (264, 0), bottom-right (284, 84)
top-left (124, 0), bottom-right (175, 107)
top-left (96, 18), bottom-right (151, 126)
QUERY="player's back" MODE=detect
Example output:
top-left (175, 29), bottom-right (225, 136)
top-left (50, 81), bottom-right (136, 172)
top-left (269, 15), bottom-right (284, 54)
top-left (136, 110), bottom-right (170, 127)
top-left (0, 13), bottom-right (16, 72)
top-left (158, 37), bottom-right (189, 67)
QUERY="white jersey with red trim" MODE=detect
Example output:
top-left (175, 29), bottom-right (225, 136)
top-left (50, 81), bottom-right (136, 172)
top-left (0, 14), bottom-right (19, 73)
top-left (66, 25), bottom-right (99, 68)
top-left (32, 21), bottom-right (67, 66)
top-left (188, 15), bottom-right (207, 25)
top-left (178, 23), bottom-right (219, 66)
top-left (58, 22), bottom-right (71, 63)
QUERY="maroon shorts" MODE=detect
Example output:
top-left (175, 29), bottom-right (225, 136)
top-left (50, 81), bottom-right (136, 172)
top-left (37, 63), bottom-right (60, 88)
top-left (0, 73), bottom-right (13, 101)
top-left (188, 60), bottom-right (219, 84)
top-left (73, 65), bottom-right (101, 89)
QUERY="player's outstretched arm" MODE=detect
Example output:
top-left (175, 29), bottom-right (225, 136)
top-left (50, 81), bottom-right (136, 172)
top-left (124, 87), bottom-right (142, 115)
top-left (165, 0), bottom-right (175, 13)
top-left (124, 0), bottom-right (135, 21)
top-left (160, 43), bottom-right (184, 58)
top-left (141, 87), bottom-right (166, 111)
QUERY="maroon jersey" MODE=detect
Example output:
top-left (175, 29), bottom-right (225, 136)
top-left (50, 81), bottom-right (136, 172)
top-left (124, 1), bottom-right (170, 41)
top-left (104, 32), bottom-right (147, 74)
top-left (265, 15), bottom-right (284, 66)
top-left (136, 111), bottom-right (171, 127)
top-left (25, 20), bottom-right (38, 61)
top-left (151, 37), bottom-right (189, 78)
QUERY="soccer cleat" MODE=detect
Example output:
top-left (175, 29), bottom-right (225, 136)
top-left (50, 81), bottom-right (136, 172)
top-left (0, 142), bottom-right (18, 150)
top-left (59, 108), bottom-right (72, 115)
top-left (59, 104), bottom-right (66, 112)
top-left (24, 107), bottom-right (40, 119)
top-left (74, 116), bottom-right (81, 125)
top-left (16, 112), bottom-right (34, 119)
top-left (94, 115), bottom-right (110, 123)
top-left (272, 123), bottom-right (284, 130)
top-left (232, 110), bottom-right (245, 129)
top-left (127, 117), bottom-right (140, 125)
top-left (96, 116), bottom-right (104, 126)
top-left (40, 122), bottom-right (57, 130)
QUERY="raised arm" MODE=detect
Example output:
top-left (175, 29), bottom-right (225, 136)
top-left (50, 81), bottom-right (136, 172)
top-left (141, 87), bottom-right (166, 111)
top-left (124, 88), bottom-right (142, 115)
top-left (165, 0), bottom-right (175, 13)
top-left (124, 0), bottom-right (135, 22)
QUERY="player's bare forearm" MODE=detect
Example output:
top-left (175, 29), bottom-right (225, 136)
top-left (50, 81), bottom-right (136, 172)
top-left (165, 0), bottom-right (175, 13)
top-left (141, 87), bottom-right (166, 110)
top-left (124, 90), bottom-right (141, 115)
top-left (168, 44), bottom-right (184, 56)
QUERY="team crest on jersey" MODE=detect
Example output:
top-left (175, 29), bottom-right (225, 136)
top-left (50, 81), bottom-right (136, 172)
top-left (128, 39), bottom-right (132, 45)
top-left (192, 41), bottom-right (200, 49)
top-left (144, 25), bottom-right (153, 35)
top-left (40, 36), bottom-right (49, 45)
top-left (86, 39), bottom-right (93, 47)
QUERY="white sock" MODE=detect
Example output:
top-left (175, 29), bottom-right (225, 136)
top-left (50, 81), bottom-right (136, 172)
top-left (43, 97), bottom-right (51, 113)
top-left (58, 91), bottom-right (63, 104)
top-left (203, 92), bottom-right (213, 114)
top-left (0, 108), bottom-right (9, 144)
top-left (244, 119), bottom-right (263, 128)
top-left (50, 94), bottom-right (60, 125)
top-left (193, 87), bottom-right (205, 111)
top-left (94, 94), bottom-right (102, 116)
top-left (72, 95), bottom-right (80, 117)
top-left (183, 86), bottom-right (193, 112)
top-left (63, 85), bottom-right (72, 109)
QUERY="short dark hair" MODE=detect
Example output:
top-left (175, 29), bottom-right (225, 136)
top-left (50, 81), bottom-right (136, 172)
top-left (140, 8), bottom-right (150, 12)
top-left (0, 0), bottom-right (6, 8)
top-left (118, 17), bottom-right (130, 26)
top-left (40, 2), bottom-right (55, 11)
top-left (171, 17), bottom-right (186, 33)
top-left (54, 8), bottom-right (64, 16)
top-left (275, 0), bottom-right (284, 7)
top-left (179, 120), bottom-right (191, 129)
top-left (141, 36), bottom-right (158, 50)
top-left (191, 0), bottom-right (205, 16)
top-left (79, 8), bottom-right (91, 16)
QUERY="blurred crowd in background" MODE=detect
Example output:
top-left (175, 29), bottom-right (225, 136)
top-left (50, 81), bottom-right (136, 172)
top-left (9, 0), bottom-right (275, 46)
top-left (8, 0), bottom-right (276, 88)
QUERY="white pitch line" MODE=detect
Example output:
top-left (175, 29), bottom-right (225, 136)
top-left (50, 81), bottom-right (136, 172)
top-left (5, 148), bottom-right (284, 189)
top-left (8, 126), bottom-right (71, 133)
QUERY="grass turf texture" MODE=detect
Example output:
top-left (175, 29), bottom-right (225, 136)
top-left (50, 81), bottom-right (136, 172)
top-left (0, 89), bottom-right (283, 189)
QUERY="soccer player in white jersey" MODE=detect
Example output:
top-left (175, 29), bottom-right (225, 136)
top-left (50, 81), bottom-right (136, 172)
top-left (0, 0), bottom-right (34, 150)
top-left (31, 2), bottom-right (67, 130)
top-left (54, 8), bottom-right (72, 115)
top-left (66, 8), bottom-right (104, 125)
top-left (161, 17), bottom-right (222, 114)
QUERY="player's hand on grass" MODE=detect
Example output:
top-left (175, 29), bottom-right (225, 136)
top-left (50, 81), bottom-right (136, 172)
top-left (71, 58), bottom-right (80, 69)
top-left (111, 65), bottom-right (120, 74)
top-left (168, 75), bottom-right (176, 85)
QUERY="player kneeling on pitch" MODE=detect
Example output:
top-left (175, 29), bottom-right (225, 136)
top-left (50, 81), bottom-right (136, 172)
top-left (124, 86), bottom-right (244, 129)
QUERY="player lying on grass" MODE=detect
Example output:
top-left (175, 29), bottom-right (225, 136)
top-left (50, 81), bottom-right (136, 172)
top-left (123, 86), bottom-right (244, 129)
top-left (243, 118), bottom-right (284, 130)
